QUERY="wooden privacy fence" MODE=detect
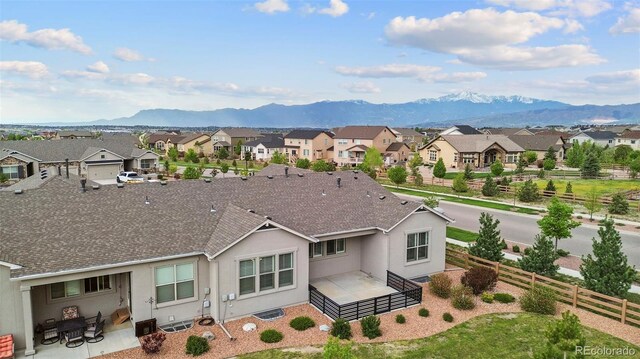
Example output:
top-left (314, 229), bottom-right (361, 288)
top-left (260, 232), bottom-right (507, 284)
top-left (446, 248), bottom-right (640, 327)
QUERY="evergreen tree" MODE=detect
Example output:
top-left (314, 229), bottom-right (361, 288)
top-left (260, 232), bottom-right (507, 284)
top-left (608, 193), bottom-right (629, 215)
top-left (490, 159), bottom-right (504, 177)
top-left (537, 169), bottom-right (545, 178)
top-left (543, 158), bottom-right (556, 171)
top-left (565, 141), bottom-right (585, 168)
top-left (519, 235), bottom-right (559, 277)
top-left (452, 172), bottom-right (469, 192)
top-left (630, 157), bottom-right (640, 179)
top-left (234, 140), bottom-right (243, 156)
top-left (583, 187), bottom-right (602, 221)
top-left (581, 152), bottom-right (601, 178)
top-left (408, 153), bottom-right (423, 170)
top-left (216, 147), bottom-right (229, 159)
top-left (545, 180), bottom-right (556, 192)
top-left (468, 212), bottom-right (504, 262)
top-left (433, 158), bottom-right (446, 179)
top-left (544, 146), bottom-right (557, 161)
top-left (538, 197), bottom-right (581, 250)
top-left (535, 311), bottom-right (586, 359)
top-left (168, 147), bottom-right (179, 162)
top-left (413, 172), bottom-right (423, 186)
top-left (220, 163), bottom-right (229, 177)
top-left (518, 179), bottom-right (540, 202)
top-left (481, 176), bottom-right (499, 197)
top-left (565, 182), bottom-right (573, 194)
top-left (514, 156), bottom-right (527, 175)
top-left (580, 218), bottom-right (636, 297)
top-left (463, 163), bottom-right (474, 180)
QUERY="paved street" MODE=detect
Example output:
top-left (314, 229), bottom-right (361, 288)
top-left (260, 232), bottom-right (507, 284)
top-left (396, 193), bottom-right (640, 267)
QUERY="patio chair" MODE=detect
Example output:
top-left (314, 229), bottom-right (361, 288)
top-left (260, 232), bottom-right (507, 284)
top-left (41, 318), bottom-right (59, 345)
top-left (64, 328), bottom-right (84, 348)
top-left (61, 306), bottom-right (79, 320)
top-left (84, 320), bottom-right (105, 343)
top-left (85, 311), bottom-right (102, 329)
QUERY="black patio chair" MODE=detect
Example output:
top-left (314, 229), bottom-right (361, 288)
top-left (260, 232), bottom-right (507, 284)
top-left (40, 318), bottom-right (59, 345)
top-left (85, 311), bottom-right (102, 329)
top-left (64, 328), bottom-right (84, 348)
top-left (84, 319), bottom-right (105, 343)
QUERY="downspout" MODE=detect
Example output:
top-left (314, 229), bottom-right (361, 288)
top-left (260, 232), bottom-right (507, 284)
top-left (212, 258), bottom-right (235, 340)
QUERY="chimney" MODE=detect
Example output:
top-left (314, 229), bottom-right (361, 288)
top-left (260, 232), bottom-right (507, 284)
top-left (337, 177), bottom-right (341, 188)
top-left (284, 166), bottom-right (289, 177)
top-left (65, 158), bottom-right (69, 179)
top-left (80, 178), bottom-right (87, 192)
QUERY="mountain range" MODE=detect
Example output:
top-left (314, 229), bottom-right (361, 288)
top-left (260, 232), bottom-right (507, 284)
top-left (38, 92), bottom-right (640, 128)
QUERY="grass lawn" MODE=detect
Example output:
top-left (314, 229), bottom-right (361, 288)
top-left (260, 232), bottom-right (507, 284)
top-left (439, 196), bottom-right (541, 215)
top-left (165, 159), bottom-right (265, 170)
top-left (442, 171), bottom-right (514, 180)
top-left (446, 226), bottom-right (477, 242)
top-left (239, 313), bottom-right (640, 359)
top-left (513, 179), bottom-right (640, 197)
top-left (378, 180), bottom-right (477, 197)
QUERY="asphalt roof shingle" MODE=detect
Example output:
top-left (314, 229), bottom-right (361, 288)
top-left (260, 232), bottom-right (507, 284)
top-left (439, 135), bottom-right (524, 153)
top-left (285, 130), bottom-right (334, 140)
top-left (508, 135), bottom-right (564, 151)
top-left (334, 126), bottom-right (395, 140)
top-left (0, 136), bottom-right (144, 162)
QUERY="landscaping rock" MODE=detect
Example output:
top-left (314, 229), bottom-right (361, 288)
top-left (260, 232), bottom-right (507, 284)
top-left (201, 331), bottom-right (215, 341)
top-left (319, 324), bottom-right (330, 332)
top-left (242, 323), bottom-right (257, 332)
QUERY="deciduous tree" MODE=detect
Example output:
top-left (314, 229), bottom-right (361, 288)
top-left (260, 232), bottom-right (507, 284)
top-left (490, 159), bottom-right (504, 177)
top-left (387, 166), bottom-right (407, 188)
top-left (538, 197), bottom-right (581, 250)
top-left (452, 172), bottom-right (469, 192)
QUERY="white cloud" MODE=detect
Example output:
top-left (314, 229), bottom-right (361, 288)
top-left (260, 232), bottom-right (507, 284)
top-left (113, 47), bottom-right (146, 62)
top-left (0, 20), bottom-right (92, 54)
top-left (364, 12), bottom-right (376, 20)
top-left (335, 63), bottom-right (440, 78)
top-left (110, 73), bottom-right (156, 85)
top-left (61, 70), bottom-right (107, 80)
top-left (384, 8), bottom-right (604, 70)
top-left (341, 81), bottom-right (381, 93)
top-left (318, 0), bottom-right (349, 17)
top-left (421, 72), bottom-right (488, 83)
top-left (86, 61), bottom-right (110, 74)
top-left (586, 69), bottom-right (640, 84)
top-left (610, 7), bottom-right (640, 34)
top-left (0, 61), bottom-right (49, 79)
top-left (254, 0), bottom-right (290, 14)
top-left (487, 0), bottom-right (612, 17)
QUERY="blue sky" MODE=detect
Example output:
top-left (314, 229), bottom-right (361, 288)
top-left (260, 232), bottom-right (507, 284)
top-left (1, 0), bottom-right (639, 123)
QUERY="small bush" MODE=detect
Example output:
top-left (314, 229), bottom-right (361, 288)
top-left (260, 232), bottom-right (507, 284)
top-left (289, 316), bottom-right (315, 331)
top-left (443, 312), bottom-right (454, 322)
top-left (185, 335), bottom-right (210, 356)
top-left (360, 315), bottom-right (381, 339)
top-left (556, 249), bottom-right (570, 257)
top-left (330, 318), bottom-right (352, 340)
top-left (460, 266), bottom-right (498, 295)
top-left (157, 174), bottom-right (164, 180)
top-left (142, 332), bottom-right (166, 354)
top-left (395, 314), bottom-right (406, 324)
top-left (260, 329), bottom-right (284, 343)
top-left (429, 273), bottom-right (453, 298)
top-left (323, 336), bottom-right (354, 359)
top-left (520, 285), bottom-right (557, 315)
top-left (493, 293), bottom-right (516, 303)
top-left (418, 308), bottom-right (429, 317)
top-left (576, 215), bottom-right (583, 219)
top-left (500, 240), bottom-right (508, 249)
top-left (451, 285), bottom-right (476, 310)
top-left (512, 245), bottom-right (520, 253)
top-left (481, 292), bottom-right (494, 303)
top-left (523, 248), bottom-right (532, 256)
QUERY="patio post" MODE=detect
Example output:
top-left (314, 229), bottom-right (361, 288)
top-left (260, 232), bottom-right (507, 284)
top-left (20, 285), bottom-right (35, 355)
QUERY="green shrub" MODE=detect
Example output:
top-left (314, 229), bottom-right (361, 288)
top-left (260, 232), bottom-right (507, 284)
top-left (360, 315), bottom-right (381, 339)
top-left (185, 335), bottom-right (210, 356)
top-left (451, 285), bottom-right (476, 310)
top-left (443, 312), bottom-right (454, 322)
top-left (520, 285), bottom-right (557, 315)
top-left (418, 308), bottom-right (429, 317)
top-left (429, 273), bottom-right (452, 298)
top-left (260, 329), bottom-right (284, 343)
top-left (395, 314), bottom-right (406, 324)
top-left (523, 248), bottom-right (532, 255)
top-left (323, 336), bottom-right (354, 359)
top-left (501, 240), bottom-right (508, 249)
top-left (556, 249), bottom-right (570, 257)
top-left (481, 292), bottom-right (494, 303)
top-left (330, 318), bottom-right (352, 340)
top-left (289, 316), bottom-right (315, 331)
top-left (460, 266), bottom-right (498, 295)
top-left (157, 174), bottom-right (164, 180)
top-left (493, 293), bottom-right (516, 303)
top-left (512, 245), bottom-right (520, 253)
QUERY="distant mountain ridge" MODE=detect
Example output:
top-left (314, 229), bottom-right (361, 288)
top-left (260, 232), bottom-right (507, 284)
top-left (35, 92), bottom-right (640, 128)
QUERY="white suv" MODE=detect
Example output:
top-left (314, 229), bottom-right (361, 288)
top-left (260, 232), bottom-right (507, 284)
top-left (116, 171), bottom-right (144, 183)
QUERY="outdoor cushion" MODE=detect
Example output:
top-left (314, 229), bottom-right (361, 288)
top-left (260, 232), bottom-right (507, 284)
top-left (62, 306), bottom-right (79, 320)
top-left (0, 334), bottom-right (13, 359)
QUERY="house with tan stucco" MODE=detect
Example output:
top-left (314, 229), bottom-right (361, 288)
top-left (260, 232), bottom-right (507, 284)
top-left (333, 126), bottom-right (397, 167)
top-left (0, 169), bottom-right (453, 356)
top-left (419, 134), bottom-right (524, 169)
top-left (283, 130), bottom-right (334, 162)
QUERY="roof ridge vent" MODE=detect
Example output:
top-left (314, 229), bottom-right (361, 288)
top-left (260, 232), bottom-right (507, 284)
top-left (14, 189), bottom-right (23, 195)
top-left (337, 177), bottom-right (341, 188)
top-left (117, 183), bottom-right (124, 188)
top-left (210, 205), bottom-right (217, 213)
top-left (264, 215), bottom-right (272, 220)
top-left (366, 191), bottom-right (371, 198)
top-left (284, 166), bottom-right (289, 177)
top-left (92, 185), bottom-right (100, 190)
top-left (267, 175), bottom-right (274, 179)
top-left (297, 173), bottom-right (304, 177)
top-left (327, 171), bottom-right (333, 175)
top-left (204, 178), bottom-right (211, 183)
top-left (145, 196), bottom-right (150, 205)
top-left (321, 189), bottom-right (326, 196)
top-left (248, 209), bottom-right (256, 213)
top-left (241, 176), bottom-right (248, 181)
top-left (379, 195), bottom-right (386, 200)
top-left (400, 200), bottom-right (408, 205)
top-left (160, 180), bottom-right (167, 186)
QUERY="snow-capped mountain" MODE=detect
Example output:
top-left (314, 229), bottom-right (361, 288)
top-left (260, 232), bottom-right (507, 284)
top-left (414, 91), bottom-right (536, 104)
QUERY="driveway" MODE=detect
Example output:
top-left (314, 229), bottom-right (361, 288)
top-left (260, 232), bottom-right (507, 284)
top-left (93, 179), bottom-right (118, 185)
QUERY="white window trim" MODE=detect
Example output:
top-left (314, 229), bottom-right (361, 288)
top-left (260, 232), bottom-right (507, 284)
top-left (236, 248), bottom-right (298, 300)
top-left (404, 229), bottom-right (432, 266)
top-left (1, 165), bottom-right (19, 180)
top-left (308, 239), bottom-right (348, 261)
top-left (47, 275), bottom-right (116, 303)
top-left (153, 259), bottom-right (199, 308)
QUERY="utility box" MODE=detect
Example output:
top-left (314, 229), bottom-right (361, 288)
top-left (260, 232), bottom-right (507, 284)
top-left (135, 318), bottom-right (157, 337)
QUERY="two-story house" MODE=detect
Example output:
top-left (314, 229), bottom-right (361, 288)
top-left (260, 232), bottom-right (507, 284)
top-left (243, 134), bottom-right (287, 161)
top-left (283, 130), bottom-right (334, 162)
top-left (211, 128), bottom-right (262, 147)
top-left (390, 128), bottom-right (425, 148)
top-left (568, 131), bottom-right (617, 148)
top-left (175, 133), bottom-right (212, 157)
top-left (616, 130), bottom-right (640, 150)
top-left (333, 126), bottom-right (397, 167)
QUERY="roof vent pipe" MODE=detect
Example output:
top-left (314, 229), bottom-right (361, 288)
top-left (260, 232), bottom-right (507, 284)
top-left (65, 158), bottom-right (69, 179)
top-left (145, 196), bottom-right (150, 205)
top-left (337, 177), bottom-right (341, 188)
top-left (80, 178), bottom-right (87, 193)
top-left (210, 205), bottom-right (216, 213)
top-left (57, 165), bottom-right (61, 176)
top-left (284, 166), bottom-right (289, 177)
top-left (297, 173), bottom-right (304, 177)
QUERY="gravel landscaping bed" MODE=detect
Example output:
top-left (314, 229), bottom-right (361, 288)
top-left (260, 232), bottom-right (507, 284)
top-left (99, 269), bottom-right (638, 359)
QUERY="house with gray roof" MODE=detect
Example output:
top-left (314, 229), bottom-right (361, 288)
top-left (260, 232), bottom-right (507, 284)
top-left (439, 125), bottom-right (482, 136)
top-left (508, 134), bottom-right (566, 161)
top-left (419, 134), bottom-right (524, 169)
top-left (284, 130), bottom-right (334, 162)
top-left (242, 134), bottom-right (286, 161)
top-left (390, 128), bottom-right (425, 147)
top-left (568, 131), bottom-right (617, 148)
top-left (55, 131), bottom-right (94, 140)
top-left (0, 173), bottom-right (453, 355)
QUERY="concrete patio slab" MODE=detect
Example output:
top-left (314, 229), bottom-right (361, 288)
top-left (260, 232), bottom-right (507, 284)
top-left (310, 271), bottom-right (397, 305)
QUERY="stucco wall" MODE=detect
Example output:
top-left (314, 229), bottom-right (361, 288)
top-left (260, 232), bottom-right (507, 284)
top-left (360, 232), bottom-right (388, 281)
top-left (309, 237), bottom-right (361, 279)
top-left (213, 228), bottom-right (310, 321)
top-left (0, 266), bottom-right (25, 349)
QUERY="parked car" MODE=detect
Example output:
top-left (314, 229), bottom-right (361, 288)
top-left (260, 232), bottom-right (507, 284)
top-left (116, 171), bottom-right (144, 183)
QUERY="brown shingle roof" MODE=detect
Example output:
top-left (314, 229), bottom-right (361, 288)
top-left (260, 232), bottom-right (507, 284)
top-left (385, 142), bottom-right (410, 152)
top-left (255, 164), bottom-right (313, 177)
top-left (217, 128), bottom-right (262, 138)
top-left (508, 135), bottom-right (564, 152)
top-left (437, 135), bottom-right (524, 153)
top-left (620, 130), bottom-right (640, 139)
top-left (334, 126), bottom-right (395, 140)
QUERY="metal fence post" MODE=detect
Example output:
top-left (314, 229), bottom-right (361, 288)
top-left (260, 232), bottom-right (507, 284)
top-left (373, 297), bottom-right (378, 315)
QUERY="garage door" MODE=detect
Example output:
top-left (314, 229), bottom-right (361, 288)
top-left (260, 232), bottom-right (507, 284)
top-left (87, 164), bottom-right (121, 180)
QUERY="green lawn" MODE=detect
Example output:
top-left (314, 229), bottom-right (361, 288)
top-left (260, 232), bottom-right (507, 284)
top-left (165, 159), bottom-right (265, 170)
top-left (440, 196), bottom-right (541, 215)
top-left (239, 313), bottom-right (640, 359)
top-left (446, 226), bottom-right (477, 242)
top-left (513, 179), bottom-right (640, 197)
top-left (442, 171), bottom-right (514, 180)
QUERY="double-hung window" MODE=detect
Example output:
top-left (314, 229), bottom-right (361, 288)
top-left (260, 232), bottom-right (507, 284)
top-left (1, 165), bottom-right (19, 180)
top-left (309, 242), bottom-right (323, 258)
top-left (240, 252), bottom-right (294, 296)
top-left (278, 253), bottom-right (294, 287)
top-left (325, 239), bottom-right (346, 255)
top-left (50, 280), bottom-right (81, 300)
top-left (429, 151), bottom-right (437, 161)
top-left (239, 259), bottom-right (256, 295)
top-left (406, 232), bottom-right (429, 262)
top-left (259, 256), bottom-right (275, 291)
top-left (84, 275), bottom-right (111, 294)
top-left (155, 262), bottom-right (195, 304)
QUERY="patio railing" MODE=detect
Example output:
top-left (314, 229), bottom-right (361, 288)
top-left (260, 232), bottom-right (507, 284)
top-left (309, 270), bottom-right (422, 321)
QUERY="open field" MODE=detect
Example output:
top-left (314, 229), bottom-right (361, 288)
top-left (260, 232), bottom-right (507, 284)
top-left (513, 179), bottom-right (640, 197)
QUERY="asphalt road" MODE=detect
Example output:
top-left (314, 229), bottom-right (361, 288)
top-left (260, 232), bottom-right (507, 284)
top-left (396, 193), bottom-right (640, 267)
